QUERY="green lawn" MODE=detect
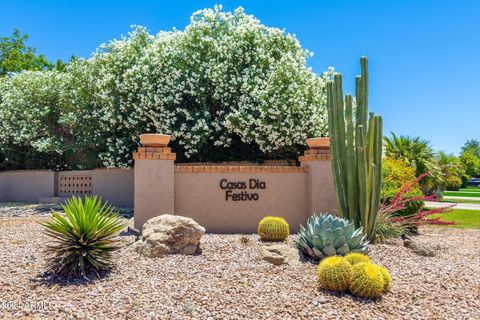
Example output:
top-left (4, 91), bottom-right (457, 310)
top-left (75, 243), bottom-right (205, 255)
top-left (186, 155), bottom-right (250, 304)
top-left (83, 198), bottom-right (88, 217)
top-left (458, 188), bottom-right (480, 192)
top-left (441, 199), bottom-right (480, 204)
top-left (429, 209), bottom-right (480, 229)
top-left (443, 191), bottom-right (480, 198)
top-left (461, 186), bottom-right (480, 191)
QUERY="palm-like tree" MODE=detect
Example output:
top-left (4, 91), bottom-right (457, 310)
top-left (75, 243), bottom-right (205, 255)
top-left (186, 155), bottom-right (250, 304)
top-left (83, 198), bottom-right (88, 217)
top-left (437, 151), bottom-right (466, 190)
top-left (384, 133), bottom-right (436, 176)
top-left (384, 133), bottom-right (440, 192)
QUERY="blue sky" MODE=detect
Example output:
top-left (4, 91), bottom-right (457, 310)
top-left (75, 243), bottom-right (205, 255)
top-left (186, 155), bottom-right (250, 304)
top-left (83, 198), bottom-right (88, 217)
top-left (1, 0), bottom-right (478, 154)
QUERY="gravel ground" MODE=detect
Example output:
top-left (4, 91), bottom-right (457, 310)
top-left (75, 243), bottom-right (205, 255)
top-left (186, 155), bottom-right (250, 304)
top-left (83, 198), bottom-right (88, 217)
top-left (0, 203), bottom-right (479, 320)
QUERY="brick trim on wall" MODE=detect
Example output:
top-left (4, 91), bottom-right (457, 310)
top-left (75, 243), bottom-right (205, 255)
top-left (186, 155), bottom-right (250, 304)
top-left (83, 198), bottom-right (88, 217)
top-left (174, 165), bottom-right (308, 173)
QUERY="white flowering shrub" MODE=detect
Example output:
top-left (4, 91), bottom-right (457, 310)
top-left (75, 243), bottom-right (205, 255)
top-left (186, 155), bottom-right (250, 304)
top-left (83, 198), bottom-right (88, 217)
top-left (0, 6), bottom-right (331, 169)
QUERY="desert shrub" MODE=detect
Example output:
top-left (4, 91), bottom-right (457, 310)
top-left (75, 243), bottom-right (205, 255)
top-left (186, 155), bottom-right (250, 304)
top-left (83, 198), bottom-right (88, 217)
top-left (374, 211), bottom-right (405, 242)
top-left (445, 175), bottom-right (462, 191)
top-left (257, 216), bottom-right (289, 241)
top-left (0, 6), bottom-right (331, 170)
top-left (42, 196), bottom-right (125, 279)
top-left (382, 157), bottom-right (424, 217)
top-left (378, 173), bottom-right (456, 235)
top-left (296, 213), bottom-right (368, 260)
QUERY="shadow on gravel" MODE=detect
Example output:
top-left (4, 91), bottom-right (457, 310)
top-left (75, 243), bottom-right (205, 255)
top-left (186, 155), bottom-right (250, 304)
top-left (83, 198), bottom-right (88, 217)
top-left (32, 269), bottom-right (113, 287)
top-left (317, 288), bottom-right (383, 303)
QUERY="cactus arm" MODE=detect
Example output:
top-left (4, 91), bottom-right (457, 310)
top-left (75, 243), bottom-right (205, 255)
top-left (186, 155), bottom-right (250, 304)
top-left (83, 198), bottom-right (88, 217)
top-left (327, 81), bottom-right (348, 217)
top-left (344, 94), bottom-right (358, 224)
top-left (368, 115), bottom-right (383, 239)
top-left (361, 56), bottom-right (369, 112)
top-left (356, 125), bottom-right (367, 229)
top-left (333, 73), bottom-right (350, 219)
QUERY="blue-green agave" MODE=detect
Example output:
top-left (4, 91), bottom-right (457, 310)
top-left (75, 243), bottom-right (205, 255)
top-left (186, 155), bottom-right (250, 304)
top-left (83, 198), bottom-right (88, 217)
top-left (296, 213), bottom-right (369, 260)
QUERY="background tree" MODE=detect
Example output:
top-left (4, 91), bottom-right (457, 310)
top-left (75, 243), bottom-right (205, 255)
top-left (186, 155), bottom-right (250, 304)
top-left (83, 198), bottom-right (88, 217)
top-left (461, 139), bottom-right (480, 158)
top-left (0, 29), bottom-right (53, 76)
top-left (460, 151), bottom-right (480, 177)
top-left (384, 133), bottom-right (440, 192)
top-left (436, 151), bottom-right (465, 191)
top-left (0, 7), bottom-right (330, 170)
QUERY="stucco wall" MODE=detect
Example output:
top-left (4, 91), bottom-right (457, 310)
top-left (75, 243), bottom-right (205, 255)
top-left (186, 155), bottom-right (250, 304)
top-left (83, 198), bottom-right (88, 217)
top-left (0, 170), bottom-right (55, 202)
top-left (0, 168), bottom-right (133, 207)
top-left (174, 172), bottom-right (309, 233)
top-left (57, 168), bottom-right (134, 207)
top-left (134, 161), bottom-right (174, 229)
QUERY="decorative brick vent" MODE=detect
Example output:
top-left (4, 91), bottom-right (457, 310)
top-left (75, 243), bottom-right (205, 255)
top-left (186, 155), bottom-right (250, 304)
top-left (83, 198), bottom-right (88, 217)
top-left (59, 175), bottom-right (93, 194)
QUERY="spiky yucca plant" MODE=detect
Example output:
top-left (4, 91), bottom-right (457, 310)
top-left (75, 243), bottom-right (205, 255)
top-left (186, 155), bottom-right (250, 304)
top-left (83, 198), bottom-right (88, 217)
top-left (42, 196), bottom-right (125, 279)
top-left (296, 213), bottom-right (368, 260)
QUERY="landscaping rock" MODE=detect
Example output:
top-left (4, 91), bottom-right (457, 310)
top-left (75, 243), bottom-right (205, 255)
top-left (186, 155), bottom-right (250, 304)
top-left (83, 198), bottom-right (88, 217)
top-left (260, 244), bottom-right (300, 265)
top-left (403, 239), bottom-right (435, 257)
top-left (133, 214), bottom-right (205, 257)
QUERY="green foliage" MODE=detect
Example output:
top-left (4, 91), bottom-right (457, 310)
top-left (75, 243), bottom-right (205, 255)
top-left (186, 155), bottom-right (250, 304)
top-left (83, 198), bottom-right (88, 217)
top-left (374, 211), bottom-right (405, 242)
top-left (344, 252), bottom-right (371, 265)
top-left (461, 139), bottom-right (480, 158)
top-left (460, 151), bottom-right (480, 177)
top-left (0, 70), bottom-right (102, 170)
top-left (0, 29), bottom-right (53, 76)
top-left (0, 7), bottom-right (331, 170)
top-left (445, 175), bottom-right (462, 191)
top-left (384, 133), bottom-right (440, 192)
top-left (316, 256), bottom-right (352, 292)
top-left (42, 196), bottom-right (125, 279)
top-left (327, 56), bottom-right (383, 240)
top-left (382, 157), bottom-right (423, 216)
top-left (437, 151), bottom-right (466, 192)
top-left (296, 213), bottom-right (368, 260)
top-left (257, 216), bottom-right (290, 241)
top-left (349, 262), bottom-right (385, 298)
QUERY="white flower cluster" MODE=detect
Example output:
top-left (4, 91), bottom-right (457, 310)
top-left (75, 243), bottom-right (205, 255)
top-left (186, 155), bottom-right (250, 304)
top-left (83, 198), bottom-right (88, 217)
top-left (0, 6), bottom-right (331, 168)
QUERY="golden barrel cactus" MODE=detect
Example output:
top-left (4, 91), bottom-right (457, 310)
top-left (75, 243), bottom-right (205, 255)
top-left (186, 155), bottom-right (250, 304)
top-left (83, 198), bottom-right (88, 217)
top-left (377, 265), bottom-right (392, 292)
top-left (317, 256), bottom-right (352, 292)
top-left (350, 262), bottom-right (385, 298)
top-left (258, 216), bottom-right (290, 241)
top-left (344, 253), bottom-right (371, 265)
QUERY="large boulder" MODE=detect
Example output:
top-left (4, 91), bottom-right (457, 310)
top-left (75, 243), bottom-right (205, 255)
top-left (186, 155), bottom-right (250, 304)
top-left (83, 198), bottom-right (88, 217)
top-left (132, 214), bottom-right (205, 258)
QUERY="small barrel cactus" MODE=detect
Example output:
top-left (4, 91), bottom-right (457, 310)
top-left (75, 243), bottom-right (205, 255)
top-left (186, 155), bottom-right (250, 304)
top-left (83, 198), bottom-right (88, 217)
top-left (377, 265), bottom-right (392, 292)
top-left (345, 253), bottom-right (371, 265)
top-left (317, 256), bottom-right (352, 292)
top-left (258, 216), bottom-right (290, 241)
top-left (296, 213), bottom-right (369, 260)
top-left (350, 262), bottom-right (385, 298)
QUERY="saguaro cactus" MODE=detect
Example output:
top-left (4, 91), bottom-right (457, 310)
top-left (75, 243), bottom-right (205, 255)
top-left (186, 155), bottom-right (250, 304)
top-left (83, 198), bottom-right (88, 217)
top-left (327, 56), bottom-right (383, 240)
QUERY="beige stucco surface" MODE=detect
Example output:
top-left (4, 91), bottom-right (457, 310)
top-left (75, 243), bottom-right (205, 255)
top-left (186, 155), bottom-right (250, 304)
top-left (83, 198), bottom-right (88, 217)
top-left (0, 170), bottom-right (55, 202)
top-left (58, 168), bottom-right (134, 207)
top-left (134, 160), bottom-right (174, 229)
top-left (0, 158), bottom-right (338, 234)
top-left (303, 160), bottom-right (338, 216)
top-left (174, 172), bottom-right (310, 233)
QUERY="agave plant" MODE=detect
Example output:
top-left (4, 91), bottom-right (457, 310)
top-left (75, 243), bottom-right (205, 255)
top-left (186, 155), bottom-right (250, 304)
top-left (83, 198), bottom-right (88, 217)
top-left (42, 196), bottom-right (125, 279)
top-left (296, 213), bottom-right (368, 260)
